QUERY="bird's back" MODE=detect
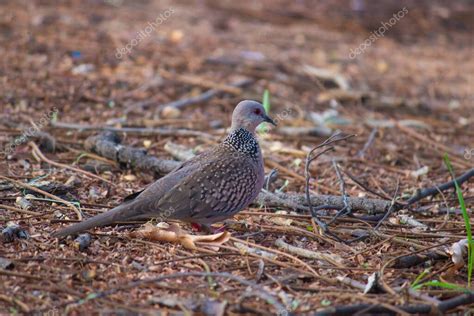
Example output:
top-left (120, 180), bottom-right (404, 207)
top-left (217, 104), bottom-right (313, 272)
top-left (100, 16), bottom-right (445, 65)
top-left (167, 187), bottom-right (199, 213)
top-left (155, 139), bottom-right (264, 223)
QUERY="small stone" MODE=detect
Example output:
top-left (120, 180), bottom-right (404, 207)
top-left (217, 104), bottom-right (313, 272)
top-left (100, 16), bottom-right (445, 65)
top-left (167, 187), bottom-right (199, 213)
top-left (161, 106), bottom-right (181, 119)
top-left (0, 257), bottom-right (14, 269)
top-left (169, 30), bottom-right (184, 43)
top-left (15, 197), bottom-right (32, 210)
top-left (143, 140), bottom-right (152, 148)
top-left (2, 224), bottom-right (29, 243)
top-left (74, 233), bottom-right (92, 251)
top-left (123, 174), bottom-right (137, 181)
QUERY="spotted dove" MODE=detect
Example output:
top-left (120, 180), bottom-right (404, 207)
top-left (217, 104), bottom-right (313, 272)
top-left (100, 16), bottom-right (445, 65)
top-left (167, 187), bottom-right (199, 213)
top-left (53, 100), bottom-right (275, 237)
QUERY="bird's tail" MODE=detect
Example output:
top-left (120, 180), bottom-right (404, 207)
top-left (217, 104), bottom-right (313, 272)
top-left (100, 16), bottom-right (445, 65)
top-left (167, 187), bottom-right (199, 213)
top-left (52, 201), bottom-right (141, 237)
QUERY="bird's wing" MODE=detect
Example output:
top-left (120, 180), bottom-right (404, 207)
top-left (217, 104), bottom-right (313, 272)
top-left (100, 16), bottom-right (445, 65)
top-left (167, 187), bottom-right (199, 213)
top-left (122, 150), bottom-right (213, 202)
top-left (155, 150), bottom-right (261, 224)
top-left (52, 150), bottom-right (213, 237)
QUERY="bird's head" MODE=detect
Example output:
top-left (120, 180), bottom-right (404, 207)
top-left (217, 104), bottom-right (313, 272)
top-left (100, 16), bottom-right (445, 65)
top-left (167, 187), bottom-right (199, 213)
top-left (230, 100), bottom-right (276, 133)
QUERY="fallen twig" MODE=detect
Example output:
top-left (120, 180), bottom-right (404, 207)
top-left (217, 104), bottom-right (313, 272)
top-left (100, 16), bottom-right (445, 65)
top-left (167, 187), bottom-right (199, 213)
top-left (0, 294), bottom-right (30, 313)
top-left (313, 292), bottom-right (474, 315)
top-left (51, 122), bottom-right (214, 139)
top-left (157, 78), bottom-right (253, 112)
top-left (374, 178), bottom-right (400, 230)
top-left (327, 160), bottom-right (351, 224)
top-left (304, 133), bottom-right (355, 238)
top-left (274, 238), bottom-right (344, 268)
top-left (396, 122), bottom-right (470, 168)
top-left (406, 168), bottom-right (474, 205)
top-left (160, 70), bottom-right (243, 95)
top-left (84, 131), bottom-right (180, 176)
top-left (0, 175), bottom-right (82, 220)
top-left (357, 128), bottom-right (377, 158)
top-left (0, 204), bottom-right (40, 216)
top-left (29, 141), bottom-right (115, 186)
top-left (391, 251), bottom-right (447, 268)
top-left (257, 191), bottom-right (391, 214)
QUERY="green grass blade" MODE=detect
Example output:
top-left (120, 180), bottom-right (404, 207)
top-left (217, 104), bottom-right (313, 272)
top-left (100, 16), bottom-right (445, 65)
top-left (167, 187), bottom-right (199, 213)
top-left (413, 280), bottom-right (471, 293)
top-left (262, 89), bottom-right (270, 113)
top-left (411, 269), bottom-right (430, 288)
top-left (443, 153), bottom-right (472, 287)
top-left (258, 89), bottom-right (271, 134)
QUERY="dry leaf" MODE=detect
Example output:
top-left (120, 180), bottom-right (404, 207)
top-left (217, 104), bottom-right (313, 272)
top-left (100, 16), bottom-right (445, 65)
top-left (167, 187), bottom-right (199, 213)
top-left (398, 215), bottom-right (428, 230)
top-left (143, 140), bottom-right (152, 148)
top-left (129, 223), bottom-right (230, 250)
top-left (123, 174), bottom-right (137, 181)
top-left (275, 238), bottom-right (344, 267)
top-left (161, 106), bottom-right (181, 119)
top-left (234, 242), bottom-right (277, 259)
top-left (364, 272), bottom-right (379, 294)
top-left (411, 166), bottom-right (429, 178)
top-left (449, 239), bottom-right (468, 268)
top-left (355, 254), bottom-right (365, 265)
top-left (268, 211), bottom-right (293, 226)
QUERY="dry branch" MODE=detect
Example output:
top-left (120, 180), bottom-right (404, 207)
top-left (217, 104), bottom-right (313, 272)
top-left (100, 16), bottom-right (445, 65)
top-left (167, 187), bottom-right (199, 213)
top-left (157, 78), bottom-right (253, 112)
top-left (257, 192), bottom-right (391, 214)
top-left (313, 292), bottom-right (474, 315)
top-left (0, 175), bottom-right (82, 220)
top-left (52, 122), bottom-right (214, 139)
top-left (391, 251), bottom-right (447, 268)
top-left (84, 131), bottom-right (180, 176)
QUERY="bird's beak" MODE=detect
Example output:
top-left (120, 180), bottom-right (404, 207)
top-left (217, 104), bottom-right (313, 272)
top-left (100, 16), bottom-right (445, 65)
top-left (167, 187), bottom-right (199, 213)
top-left (263, 114), bottom-right (277, 126)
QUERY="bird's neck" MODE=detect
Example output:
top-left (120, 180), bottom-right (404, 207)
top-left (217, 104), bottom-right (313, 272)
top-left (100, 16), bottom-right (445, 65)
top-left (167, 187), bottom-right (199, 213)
top-left (223, 127), bottom-right (260, 157)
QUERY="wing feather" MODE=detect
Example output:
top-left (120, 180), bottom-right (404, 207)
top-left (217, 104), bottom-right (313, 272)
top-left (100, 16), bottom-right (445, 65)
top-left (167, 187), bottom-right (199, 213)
top-left (156, 150), bottom-right (261, 223)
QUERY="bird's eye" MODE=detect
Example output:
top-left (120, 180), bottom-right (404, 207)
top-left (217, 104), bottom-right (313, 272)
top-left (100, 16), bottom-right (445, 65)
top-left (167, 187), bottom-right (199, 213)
top-left (254, 108), bottom-right (261, 115)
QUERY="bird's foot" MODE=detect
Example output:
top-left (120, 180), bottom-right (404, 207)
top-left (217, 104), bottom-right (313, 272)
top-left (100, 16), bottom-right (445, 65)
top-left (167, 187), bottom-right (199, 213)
top-left (191, 223), bottom-right (226, 234)
top-left (191, 222), bottom-right (203, 232)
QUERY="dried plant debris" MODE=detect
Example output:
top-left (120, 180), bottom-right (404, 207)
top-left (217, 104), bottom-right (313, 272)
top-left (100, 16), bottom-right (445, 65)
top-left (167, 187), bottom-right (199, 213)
top-left (0, 257), bottom-right (14, 269)
top-left (130, 223), bottom-right (231, 250)
top-left (449, 239), bottom-right (469, 268)
top-left (1, 224), bottom-right (29, 243)
top-left (73, 233), bottom-right (92, 252)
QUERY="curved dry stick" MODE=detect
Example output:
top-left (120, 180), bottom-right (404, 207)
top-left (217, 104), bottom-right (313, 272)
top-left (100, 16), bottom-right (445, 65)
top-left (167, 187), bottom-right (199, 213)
top-left (313, 292), bottom-right (474, 315)
top-left (0, 204), bottom-right (40, 216)
top-left (0, 175), bottom-right (82, 220)
top-left (29, 142), bottom-right (115, 186)
top-left (304, 133), bottom-right (356, 240)
top-left (406, 168), bottom-right (474, 205)
top-left (374, 178), bottom-right (400, 230)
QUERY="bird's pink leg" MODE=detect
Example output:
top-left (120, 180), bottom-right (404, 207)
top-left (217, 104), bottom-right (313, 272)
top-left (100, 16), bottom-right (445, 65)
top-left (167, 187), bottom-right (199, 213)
top-left (191, 222), bottom-right (203, 232)
top-left (191, 223), bottom-right (226, 233)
